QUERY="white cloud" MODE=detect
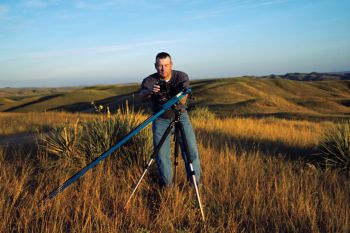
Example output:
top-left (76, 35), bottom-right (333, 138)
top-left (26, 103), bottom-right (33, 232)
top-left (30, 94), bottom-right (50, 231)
top-left (24, 0), bottom-right (59, 8)
top-left (183, 0), bottom-right (290, 21)
top-left (260, 0), bottom-right (289, 6)
top-left (25, 40), bottom-right (180, 59)
top-left (74, 0), bottom-right (130, 10)
top-left (183, 9), bottom-right (222, 21)
top-left (239, 0), bottom-right (290, 9)
top-left (0, 4), bottom-right (9, 17)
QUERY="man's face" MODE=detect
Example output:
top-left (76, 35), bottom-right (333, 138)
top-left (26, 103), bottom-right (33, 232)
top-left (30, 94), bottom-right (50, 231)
top-left (155, 57), bottom-right (173, 80)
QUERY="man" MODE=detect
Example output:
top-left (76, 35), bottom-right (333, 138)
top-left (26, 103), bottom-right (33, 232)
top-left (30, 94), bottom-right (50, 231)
top-left (140, 52), bottom-right (201, 186)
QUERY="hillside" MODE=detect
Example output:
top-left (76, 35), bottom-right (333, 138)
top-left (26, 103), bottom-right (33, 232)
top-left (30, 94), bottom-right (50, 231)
top-left (0, 85), bottom-right (139, 113)
top-left (191, 78), bottom-right (350, 119)
top-left (1, 77), bottom-right (350, 120)
top-left (265, 71), bottom-right (350, 81)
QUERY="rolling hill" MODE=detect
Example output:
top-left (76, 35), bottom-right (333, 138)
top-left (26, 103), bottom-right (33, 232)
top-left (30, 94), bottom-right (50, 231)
top-left (1, 75), bottom-right (350, 120)
top-left (265, 71), bottom-right (350, 81)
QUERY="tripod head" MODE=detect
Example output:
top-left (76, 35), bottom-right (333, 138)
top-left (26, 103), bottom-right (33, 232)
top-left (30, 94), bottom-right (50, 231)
top-left (186, 91), bottom-right (196, 112)
top-left (170, 87), bottom-right (195, 116)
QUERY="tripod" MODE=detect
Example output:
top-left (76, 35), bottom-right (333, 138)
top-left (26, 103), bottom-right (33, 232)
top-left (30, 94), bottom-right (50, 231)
top-left (123, 107), bottom-right (205, 221)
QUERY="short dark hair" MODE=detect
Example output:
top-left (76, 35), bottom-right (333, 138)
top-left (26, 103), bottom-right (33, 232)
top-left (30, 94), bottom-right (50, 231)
top-left (155, 52), bottom-right (171, 62)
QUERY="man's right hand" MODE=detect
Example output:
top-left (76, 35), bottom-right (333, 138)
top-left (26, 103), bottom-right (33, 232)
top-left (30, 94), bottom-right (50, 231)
top-left (140, 84), bottom-right (161, 102)
top-left (153, 84), bottom-right (160, 93)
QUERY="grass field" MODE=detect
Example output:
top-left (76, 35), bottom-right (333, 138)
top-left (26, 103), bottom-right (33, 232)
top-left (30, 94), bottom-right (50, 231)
top-left (0, 107), bottom-right (349, 232)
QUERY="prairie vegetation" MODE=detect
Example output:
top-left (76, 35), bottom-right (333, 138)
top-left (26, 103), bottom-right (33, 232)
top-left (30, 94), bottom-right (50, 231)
top-left (1, 77), bottom-right (349, 232)
top-left (0, 112), bottom-right (95, 136)
top-left (1, 108), bottom-right (349, 232)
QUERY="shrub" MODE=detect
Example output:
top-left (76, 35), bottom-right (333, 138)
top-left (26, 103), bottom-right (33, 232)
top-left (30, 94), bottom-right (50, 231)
top-left (79, 104), bottom-right (152, 167)
top-left (318, 120), bottom-right (350, 171)
top-left (40, 119), bottom-right (83, 164)
top-left (40, 104), bottom-right (152, 168)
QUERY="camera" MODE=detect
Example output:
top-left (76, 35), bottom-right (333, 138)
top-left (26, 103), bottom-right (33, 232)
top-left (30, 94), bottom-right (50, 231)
top-left (155, 80), bottom-right (187, 105)
top-left (156, 79), bottom-right (171, 104)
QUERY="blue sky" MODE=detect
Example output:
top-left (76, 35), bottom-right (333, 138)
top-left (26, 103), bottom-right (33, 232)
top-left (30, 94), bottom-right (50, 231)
top-left (0, 0), bottom-right (349, 87)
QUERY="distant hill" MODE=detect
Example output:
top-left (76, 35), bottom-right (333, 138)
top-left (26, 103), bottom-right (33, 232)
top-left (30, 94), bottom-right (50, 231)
top-left (0, 84), bottom-right (139, 113)
top-left (264, 71), bottom-right (350, 81)
top-left (1, 77), bottom-right (350, 120)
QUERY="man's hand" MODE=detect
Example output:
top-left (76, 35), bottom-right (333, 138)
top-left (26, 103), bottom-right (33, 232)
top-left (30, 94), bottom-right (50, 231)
top-left (180, 94), bottom-right (187, 105)
top-left (153, 84), bottom-right (160, 93)
top-left (140, 84), bottom-right (161, 102)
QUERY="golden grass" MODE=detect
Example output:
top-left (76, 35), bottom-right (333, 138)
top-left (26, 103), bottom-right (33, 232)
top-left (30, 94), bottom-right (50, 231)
top-left (0, 112), bottom-right (349, 232)
top-left (0, 112), bottom-right (96, 136)
top-left (193, 117), bottom-right (332, 150)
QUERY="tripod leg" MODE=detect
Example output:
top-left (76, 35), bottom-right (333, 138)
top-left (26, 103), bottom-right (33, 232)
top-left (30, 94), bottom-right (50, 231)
top-left (123, 158), bottom-right (154, 210)
top-left (173, 124), bottom-right (180, 185)
top-left (178, 122), bottom-right (205, 222)
top-left (123, 120), bottom-right (175, 210)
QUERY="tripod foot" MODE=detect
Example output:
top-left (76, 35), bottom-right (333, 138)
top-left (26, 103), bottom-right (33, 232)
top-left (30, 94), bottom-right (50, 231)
top-left (123, 202), bottom-right (130, 211)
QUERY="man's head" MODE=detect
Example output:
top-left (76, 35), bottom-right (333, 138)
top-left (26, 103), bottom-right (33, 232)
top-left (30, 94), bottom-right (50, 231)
top-left (155, 52), bottom-right (173, 80)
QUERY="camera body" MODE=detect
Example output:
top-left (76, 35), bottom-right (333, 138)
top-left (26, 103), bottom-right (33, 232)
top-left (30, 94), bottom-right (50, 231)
top-left (156, 79), bottom-right (171, 104)
top-left (155, 79), bottom-right (186, 105)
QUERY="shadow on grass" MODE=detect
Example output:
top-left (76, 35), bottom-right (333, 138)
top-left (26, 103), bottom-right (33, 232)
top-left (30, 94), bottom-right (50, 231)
top-left (239, 112), bottom-right (350, 122)
top-left (32, 82), bottom-right (216, 113)
top-left (195, 128), bottom-right (318, 161)
top-left (4, 94), bottom-right (63, 112)
top-left (190, 99), bottom-right (350, 121)
top-left (49, 91), bottom-right (148, 113)
top-left (200, 102), bottom-right (350, 121)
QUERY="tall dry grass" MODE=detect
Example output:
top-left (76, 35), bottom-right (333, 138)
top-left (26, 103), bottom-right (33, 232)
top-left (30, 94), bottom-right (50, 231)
top-left (0, 110), bottom-right (349, 232)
